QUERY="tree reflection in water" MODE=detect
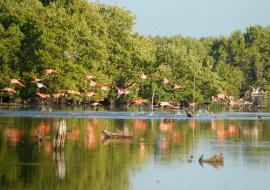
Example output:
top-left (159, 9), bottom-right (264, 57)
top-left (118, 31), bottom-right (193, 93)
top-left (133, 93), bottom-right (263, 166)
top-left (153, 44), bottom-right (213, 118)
top-left (0, 117), bottom-right (269, 190)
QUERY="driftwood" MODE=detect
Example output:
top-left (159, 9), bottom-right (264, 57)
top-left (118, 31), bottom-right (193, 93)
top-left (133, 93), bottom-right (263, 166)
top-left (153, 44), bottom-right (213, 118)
top-left (199, 153), bottom-right (224, 168)
top-left (102, 129), bottom-right (133, 139)
top-left (53, 120), bottom-right (67, 150)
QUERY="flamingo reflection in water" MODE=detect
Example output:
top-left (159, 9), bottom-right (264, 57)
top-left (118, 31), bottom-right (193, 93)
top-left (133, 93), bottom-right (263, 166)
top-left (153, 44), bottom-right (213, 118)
top-left (4, 128), bottom-right (24, 147)
top-left (139, 138), bottom-right (146, 158)
top-left (84, 122), bottom-right (98, 149)
top-left (160, 119), bottom-right (174, 132)
top-left (133, 120), bottom-right (147, 131)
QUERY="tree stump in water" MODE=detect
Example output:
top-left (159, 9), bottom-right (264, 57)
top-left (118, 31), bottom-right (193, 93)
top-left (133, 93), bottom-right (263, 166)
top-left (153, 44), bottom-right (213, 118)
top-left (53, 120), bottom-right (66, 150)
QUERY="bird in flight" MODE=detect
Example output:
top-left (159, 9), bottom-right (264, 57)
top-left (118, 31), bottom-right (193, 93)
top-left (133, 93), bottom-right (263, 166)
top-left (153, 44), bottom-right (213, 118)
top-left (171, 83), bottom-right (185, 90)
top-left (85, 92), bottom-right (99, 97)
top-left (3, 87), bottom-right (16, 94)
top-left (31, 77), bottom-right (45, 83)
top-left (10, 79), bottom-right (25, 88)
top-left (99, 85), bottom-right (109, 91)
top-left (159, 101), bottom-right (179, 109)
top-left (249, 86), bottom-right (261, 96)
top-left (52, 93), bottom-right (65, 98)
top-left (66, 90), bottom-right (80, 95)
top-left (140, 71), bottom-right (148, 80)
top-left (35, 82), bottom-right (48, 89)
top-left (36, 92), bottom-right (50, 99)
top-left (163, 77), bottom-right (171, 84)
top-left (44, 69), bottom-right (59, 75)
top-left (86, 75), bottom-right (96, 81)
top-left (115, 83), bottom-right (136, 97)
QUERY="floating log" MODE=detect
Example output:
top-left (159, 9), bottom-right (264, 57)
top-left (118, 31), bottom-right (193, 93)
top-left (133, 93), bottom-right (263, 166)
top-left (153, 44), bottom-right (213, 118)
top-left (199, 153), bottom-right (224, 163)
top-left (53, 120), bottom-right (66, 150)
top-left (102, 129), bottom-right (133, 139)
top-left (199, 153), bottom-right (224, 168)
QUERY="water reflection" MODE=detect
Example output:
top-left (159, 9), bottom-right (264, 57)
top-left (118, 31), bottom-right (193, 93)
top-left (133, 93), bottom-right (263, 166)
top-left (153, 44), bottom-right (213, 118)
top-left (0, 117), bottom-right (270, 190)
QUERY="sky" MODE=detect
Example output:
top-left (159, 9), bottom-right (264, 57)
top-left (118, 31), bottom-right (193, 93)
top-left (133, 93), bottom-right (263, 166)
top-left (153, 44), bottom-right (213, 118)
top-left (92, 0), bottom-right (270, 38)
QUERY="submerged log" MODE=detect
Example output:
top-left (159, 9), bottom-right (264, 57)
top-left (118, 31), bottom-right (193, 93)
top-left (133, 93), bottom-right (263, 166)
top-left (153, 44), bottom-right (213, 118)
top-left (199, 153), bottom-right (224, 168)
top-left (102, 129), bottom-right (133, 139)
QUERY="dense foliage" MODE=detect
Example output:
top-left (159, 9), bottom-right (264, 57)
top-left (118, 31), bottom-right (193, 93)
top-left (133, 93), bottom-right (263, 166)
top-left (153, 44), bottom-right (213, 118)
top-left (0, 0), bottom-right (270, 104)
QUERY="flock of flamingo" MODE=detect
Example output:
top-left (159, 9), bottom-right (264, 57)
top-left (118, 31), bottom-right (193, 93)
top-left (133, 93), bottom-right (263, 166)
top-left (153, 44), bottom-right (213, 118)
top-left (1, 67), bottom-right (263, 111)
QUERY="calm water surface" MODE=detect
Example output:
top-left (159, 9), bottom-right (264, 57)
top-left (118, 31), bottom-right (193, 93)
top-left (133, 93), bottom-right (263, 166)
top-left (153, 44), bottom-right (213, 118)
top-left (0, 105), bottom-right (270, 190)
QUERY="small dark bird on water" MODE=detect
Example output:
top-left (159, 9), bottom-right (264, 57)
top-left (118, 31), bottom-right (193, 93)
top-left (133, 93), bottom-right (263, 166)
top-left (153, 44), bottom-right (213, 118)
top-left (184, 109), bottom-right (193, 118)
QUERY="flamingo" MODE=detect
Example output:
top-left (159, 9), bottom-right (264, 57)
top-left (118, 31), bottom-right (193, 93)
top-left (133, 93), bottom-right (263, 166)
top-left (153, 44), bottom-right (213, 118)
top-left (100, 85), bottom-right (109, 91)
top-left (131, 99), bottom-right (148, 104)
top-left (66, 90), bottom-right (80, 95)
top-left (44, 69), bottom-right (59, 75)
top-left (10, 79), bottom-right (25, 88)
top-left (91, 102), bottom-right (102, 107)
top-left (171, 83), bottom-right (185, 90)
top-left (115, 83), bottom-right (135, 97)
top-left (227, 96), bottom-right (243, 106)
top-left (249, 86), bottom-right (261, 96)
top-left (163, 77), bottom-right (171, 84)
top-left (35, 82), bottom-right (48, 89)
top-left (36, 92), bottom-right (50, 99)
top-left (3, 87), bottom-right (16, 94)
top-left (140, 71), bottom-right (147, 80)
top-left (53, 93), bottom-right (65, 98)
top-left (85, 92), bottom-right (99, 97)
top-left (31, 77), bottom-right (45, 83)
top-left (159, 101), bottom-right (179, 109)
top-left (86, 75), bottom-right (96, 81)
top-left (89, 80), bottom-right (97, 87)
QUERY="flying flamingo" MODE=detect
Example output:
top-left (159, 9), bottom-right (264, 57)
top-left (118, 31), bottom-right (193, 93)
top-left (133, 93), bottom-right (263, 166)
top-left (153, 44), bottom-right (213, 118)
top-left (53, 93), bottom-right (65, 98)
top-left (140, 71), bottom-right (148, 80)
top-left (115, 83), bottom-right (136, 97)
top-left (31, 77), bottom-right (45, 83)
top-left (163, 77), bottom-right (171, 84)
top-left (66, 90), bottom-right (80, 95)
top-left (36, 92), bottom-right (50, 99)
top-left (249, 86), bottom-right (261, 96)
top-left (10, 79), bottom-right (25, 88)
top-left (159, 101), bottom-right (179, 109)
top-left (44, 69), bottom-right (59, 75)
top-left (85, 92), bottom-right (99, 97)
top-left (89, 80), bottom-right (97, 87)
top-left (131, 99), bottom-right (148, 105)
top-left (171, 83), bottom-right (185, 90)
top-left (35, 82), bottom-right (48, 89)
top-left (3, 87), bottom-right (16, 94)
top-left (52, 93), bottom-right (65, 104)
top-left (90, 102), bottom-right (102, 107)
top-left (226, 96), bottom-right (243, 106)
top-left (86, 75), bottom-right (96, 81)
top-left (96, 84), bottom-right (109, 91)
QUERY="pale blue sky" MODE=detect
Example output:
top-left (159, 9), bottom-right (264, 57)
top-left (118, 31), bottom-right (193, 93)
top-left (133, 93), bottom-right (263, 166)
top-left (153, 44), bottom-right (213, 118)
top-left (92, 0), bottom-right (270, 38)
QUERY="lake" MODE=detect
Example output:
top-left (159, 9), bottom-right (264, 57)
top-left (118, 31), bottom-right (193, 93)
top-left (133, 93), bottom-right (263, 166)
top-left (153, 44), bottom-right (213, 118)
top-left (0, 104), bottom-right (270, 190)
